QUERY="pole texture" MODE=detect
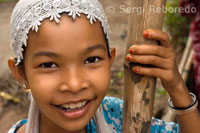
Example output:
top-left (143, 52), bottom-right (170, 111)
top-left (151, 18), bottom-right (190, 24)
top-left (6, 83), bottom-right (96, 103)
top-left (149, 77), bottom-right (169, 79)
top-left (122, 0), bottom-right (166, 132)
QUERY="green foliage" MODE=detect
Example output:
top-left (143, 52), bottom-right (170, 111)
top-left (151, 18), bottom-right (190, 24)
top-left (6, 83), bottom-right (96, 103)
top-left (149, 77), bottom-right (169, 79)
top-left (155, 87), bottom-right (168, 99)
top-left (164, 0), bottom-right (191, 47)
top-left (117, 71), bottom-right (124, 79)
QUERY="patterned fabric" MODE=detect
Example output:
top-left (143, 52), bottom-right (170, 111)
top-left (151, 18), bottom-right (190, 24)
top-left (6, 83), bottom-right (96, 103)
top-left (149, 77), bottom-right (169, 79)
top-left (180, 0), bottom-right (200, 110)
top-left (8, 119), bottom-right (27, 133)
top-left (8, 96), bottom-right (179, 133)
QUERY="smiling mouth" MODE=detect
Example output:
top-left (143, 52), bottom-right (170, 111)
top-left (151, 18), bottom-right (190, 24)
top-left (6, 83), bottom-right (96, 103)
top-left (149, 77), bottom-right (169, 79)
top-left (54, 100), bottom-right (89, 112)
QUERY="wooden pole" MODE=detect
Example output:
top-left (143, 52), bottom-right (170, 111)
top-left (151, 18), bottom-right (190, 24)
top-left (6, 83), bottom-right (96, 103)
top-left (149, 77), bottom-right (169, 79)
top-left (179, 37), bottom-right (193, 74)
top-left (122, 0), bottom-right (166, 132)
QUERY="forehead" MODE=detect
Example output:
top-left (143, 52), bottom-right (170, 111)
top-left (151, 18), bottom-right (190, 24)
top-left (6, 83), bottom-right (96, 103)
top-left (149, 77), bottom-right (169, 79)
top-left (26, 14), bottom-right (107, 54)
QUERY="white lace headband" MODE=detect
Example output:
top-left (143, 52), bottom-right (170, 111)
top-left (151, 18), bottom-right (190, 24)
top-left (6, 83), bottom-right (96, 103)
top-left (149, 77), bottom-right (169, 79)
top-left (10, 0), bottom-right (111, 65)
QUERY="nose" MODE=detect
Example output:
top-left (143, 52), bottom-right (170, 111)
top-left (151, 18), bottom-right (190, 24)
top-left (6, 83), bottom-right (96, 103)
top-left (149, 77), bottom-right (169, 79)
top-left (59, 67), bottom-right (89, 93)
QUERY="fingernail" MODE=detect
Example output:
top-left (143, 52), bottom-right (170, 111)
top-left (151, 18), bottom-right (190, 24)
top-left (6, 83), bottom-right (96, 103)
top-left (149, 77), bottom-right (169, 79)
top-left (129, 48), bottom-right (134, 54)
top-left (126, 56), bottom-right (131, 61)
top-left (144, 30), bottom-right (150, 37)
top-left (132, 67), bottom-right (138, 72)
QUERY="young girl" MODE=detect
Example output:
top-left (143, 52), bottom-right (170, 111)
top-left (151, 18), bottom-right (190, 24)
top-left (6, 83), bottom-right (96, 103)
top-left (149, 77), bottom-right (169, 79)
top-left (8, 0), bottom-right (200, 132)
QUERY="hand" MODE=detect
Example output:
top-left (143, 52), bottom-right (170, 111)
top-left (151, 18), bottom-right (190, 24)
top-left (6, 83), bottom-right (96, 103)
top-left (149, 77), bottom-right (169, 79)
top-left (126, 29), bottom-right (184, 94)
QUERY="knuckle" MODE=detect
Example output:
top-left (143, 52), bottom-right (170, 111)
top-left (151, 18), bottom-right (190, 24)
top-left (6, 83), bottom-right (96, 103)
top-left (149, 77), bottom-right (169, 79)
top-left (171, 53), bottom-right (176, 61)
top-left (168, 62), bottom-right (174, 69)
top-left (149, 71), bottom-right (154, 76)
top-left (162, 76), bottom-right (168, 82)
top-left (131, 56), bottom-right (138, 62)
top-left (152, 29), bottom-right (159, 34)
top-left (165, 58), bottom-right (174, 69)
top-left (163, 32), bottom-right (170, 41)
top-left (149, 69), bottom-right (155, 76)
top-left (137, 67), bottom-right (140, 72)
top-left (150, 56), bottom-right (156, 62)
top-left (168, 48), bottom-right (176, 59)
top-left (167, 71), bottom-right (174, 81)
top-left (153, 46), bottom-right (159, 53)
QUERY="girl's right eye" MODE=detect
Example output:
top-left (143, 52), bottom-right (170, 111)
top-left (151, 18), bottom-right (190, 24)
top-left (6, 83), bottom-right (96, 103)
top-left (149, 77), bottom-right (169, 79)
top-left (39, 62), bottom-right (57, 68)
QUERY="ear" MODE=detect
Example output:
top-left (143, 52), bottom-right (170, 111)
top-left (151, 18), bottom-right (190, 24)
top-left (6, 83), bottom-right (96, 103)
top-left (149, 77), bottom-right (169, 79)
top-left (109, 47), bottom-right (116, 66)
top-left (8, 57), bottom-right (29, 89)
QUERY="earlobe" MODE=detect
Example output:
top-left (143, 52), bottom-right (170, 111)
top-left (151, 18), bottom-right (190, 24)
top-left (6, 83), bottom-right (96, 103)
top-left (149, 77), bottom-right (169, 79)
top-left (8, 57), bottom-right (28, 88)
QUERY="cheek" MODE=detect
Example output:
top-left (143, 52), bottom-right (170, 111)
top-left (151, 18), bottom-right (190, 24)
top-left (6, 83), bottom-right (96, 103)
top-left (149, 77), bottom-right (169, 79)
top-left (27, 72), bottom-right (60, 104)
top-left (88, 65), bottom-right (111, 95)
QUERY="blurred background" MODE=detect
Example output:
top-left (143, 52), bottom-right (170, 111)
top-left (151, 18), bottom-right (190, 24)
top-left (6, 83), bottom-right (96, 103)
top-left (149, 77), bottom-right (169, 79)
top-left (0, 0), bottom-right (194, 132)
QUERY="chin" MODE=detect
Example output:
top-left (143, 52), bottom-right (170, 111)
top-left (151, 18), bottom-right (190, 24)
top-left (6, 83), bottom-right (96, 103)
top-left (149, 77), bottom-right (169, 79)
top-left (59, 119), bottom-right (89, 132)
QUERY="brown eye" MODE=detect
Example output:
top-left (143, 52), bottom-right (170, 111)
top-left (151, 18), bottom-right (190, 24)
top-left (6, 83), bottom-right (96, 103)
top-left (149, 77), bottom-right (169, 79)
top-left (85, 57), bottom-right (101, 64)
top-left (39, 62), bottom-right (57, 68)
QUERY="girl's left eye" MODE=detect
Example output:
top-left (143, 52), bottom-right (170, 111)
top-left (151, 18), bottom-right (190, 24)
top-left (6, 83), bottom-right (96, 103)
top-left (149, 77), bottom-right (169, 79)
top-left (85, 57), bottom-right (101, 64)
top-left (39, 62), bottom-right (57, 68)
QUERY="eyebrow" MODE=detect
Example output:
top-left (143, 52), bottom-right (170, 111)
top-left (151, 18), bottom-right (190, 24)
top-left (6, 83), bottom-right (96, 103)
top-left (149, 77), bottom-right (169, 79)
top-left (32, 44), bottom-right (106, 60)
top-left (87, 44), bottom-right (106, 53)
top-left (32, 51), bottom-right (60, 60)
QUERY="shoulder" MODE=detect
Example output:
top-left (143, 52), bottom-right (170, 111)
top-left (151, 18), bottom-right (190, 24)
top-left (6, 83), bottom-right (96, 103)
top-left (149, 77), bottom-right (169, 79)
top-left (151, 117), bottom-right (179, 133)
top-left (101, 97), bottom-right (179, 133)
top-left (101, 96), bottom-right (123, 131)
top-left (8, 119), bottom-right (27, 133)
top-left (102, 96), bottom-right (123, 116)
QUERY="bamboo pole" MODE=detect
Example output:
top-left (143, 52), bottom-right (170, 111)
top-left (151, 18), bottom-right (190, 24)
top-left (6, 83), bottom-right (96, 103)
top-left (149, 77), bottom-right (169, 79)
top-left (179, 37), bottom-right (193, 74)
top-left (182, 50), bottom-right (193, 81)
top-left (122, 0), bottom-right (166, 132)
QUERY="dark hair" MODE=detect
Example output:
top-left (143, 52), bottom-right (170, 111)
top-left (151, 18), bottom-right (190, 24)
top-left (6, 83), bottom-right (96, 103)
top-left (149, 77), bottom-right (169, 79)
top-left (105, 38), bottom-right (112, 58)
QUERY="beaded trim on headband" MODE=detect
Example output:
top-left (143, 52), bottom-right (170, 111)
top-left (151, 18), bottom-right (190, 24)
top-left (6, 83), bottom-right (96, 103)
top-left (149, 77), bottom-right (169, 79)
top-left (11, 0), bottom-right (110, 65)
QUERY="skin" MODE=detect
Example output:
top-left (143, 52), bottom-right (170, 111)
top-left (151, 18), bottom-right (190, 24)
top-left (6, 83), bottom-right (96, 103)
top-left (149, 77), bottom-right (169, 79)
top-left (8, 14), bottom-right (116, 133)
top-left (8, 15), bottom-right (200, 133)
top-left (127, 29), bottom-right (200, 133)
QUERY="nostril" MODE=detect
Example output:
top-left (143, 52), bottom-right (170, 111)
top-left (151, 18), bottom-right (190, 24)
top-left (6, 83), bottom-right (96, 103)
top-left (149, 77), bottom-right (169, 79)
top-left (59, 80), bottom-right (85, 93)
top-left (59, 84), bottom-right (69, 92)
top-left (61, 69), bottom-right (89, 93)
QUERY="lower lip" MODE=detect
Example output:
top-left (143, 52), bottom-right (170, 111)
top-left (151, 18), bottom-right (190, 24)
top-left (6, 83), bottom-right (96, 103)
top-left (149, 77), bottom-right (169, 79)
top-left (54, 101), bottom-right (91, 119)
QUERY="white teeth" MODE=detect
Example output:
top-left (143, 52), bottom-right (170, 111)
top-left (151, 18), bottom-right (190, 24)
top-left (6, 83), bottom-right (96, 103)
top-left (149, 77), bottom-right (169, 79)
top-left (82, 101), bottom-right (87, 106)
top-left (61, 100), bottom-right (88, 109)
top-left (69, 103), bottom-right (76, 109)
top-left (62, 104), bottom-right (69, 109)
top-left (76, 102), bottom-right (82, 108)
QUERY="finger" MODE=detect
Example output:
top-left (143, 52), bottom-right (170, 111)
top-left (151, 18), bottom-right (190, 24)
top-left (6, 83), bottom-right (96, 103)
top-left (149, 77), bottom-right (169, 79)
top-left (132, 66), bottom-right (167, 80)
top-left (127, 54), bottom-right (169, 69)
top-left (143, 29), bottom-right (171, 48)
top-left (129, 44), bottom-right (169, 58)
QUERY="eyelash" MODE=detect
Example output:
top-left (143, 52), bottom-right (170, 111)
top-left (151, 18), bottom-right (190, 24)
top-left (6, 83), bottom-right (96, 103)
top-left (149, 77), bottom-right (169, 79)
top-left (38, 57), bottom-right (102, 68)
top-left (39, 62), bottom-right (57, 68)
top-left (85, 56), bottom-right (102, 64)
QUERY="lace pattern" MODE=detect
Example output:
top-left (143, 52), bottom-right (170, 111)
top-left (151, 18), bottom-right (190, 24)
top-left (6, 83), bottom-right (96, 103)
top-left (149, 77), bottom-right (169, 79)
top-left (11, 0), bottom-right (110, 65)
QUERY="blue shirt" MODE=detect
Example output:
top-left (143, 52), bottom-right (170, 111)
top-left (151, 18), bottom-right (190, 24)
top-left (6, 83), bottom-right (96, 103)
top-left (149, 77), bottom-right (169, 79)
top-left (8, 96), bottom-right (179, 133)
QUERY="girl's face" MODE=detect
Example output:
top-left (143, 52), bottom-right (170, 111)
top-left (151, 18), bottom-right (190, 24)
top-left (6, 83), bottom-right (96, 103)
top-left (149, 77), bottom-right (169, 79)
top-left (21, 14), bottom-right (115, 132)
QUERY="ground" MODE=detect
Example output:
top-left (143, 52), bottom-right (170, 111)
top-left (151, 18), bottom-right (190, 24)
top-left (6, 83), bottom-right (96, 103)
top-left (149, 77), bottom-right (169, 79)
top-left (0, 0), bottom-right (179, 132)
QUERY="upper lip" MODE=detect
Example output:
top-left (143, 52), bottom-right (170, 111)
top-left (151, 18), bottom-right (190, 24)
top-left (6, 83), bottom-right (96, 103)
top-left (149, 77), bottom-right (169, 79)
top-left (53, 99), bottom-right (91, 105)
